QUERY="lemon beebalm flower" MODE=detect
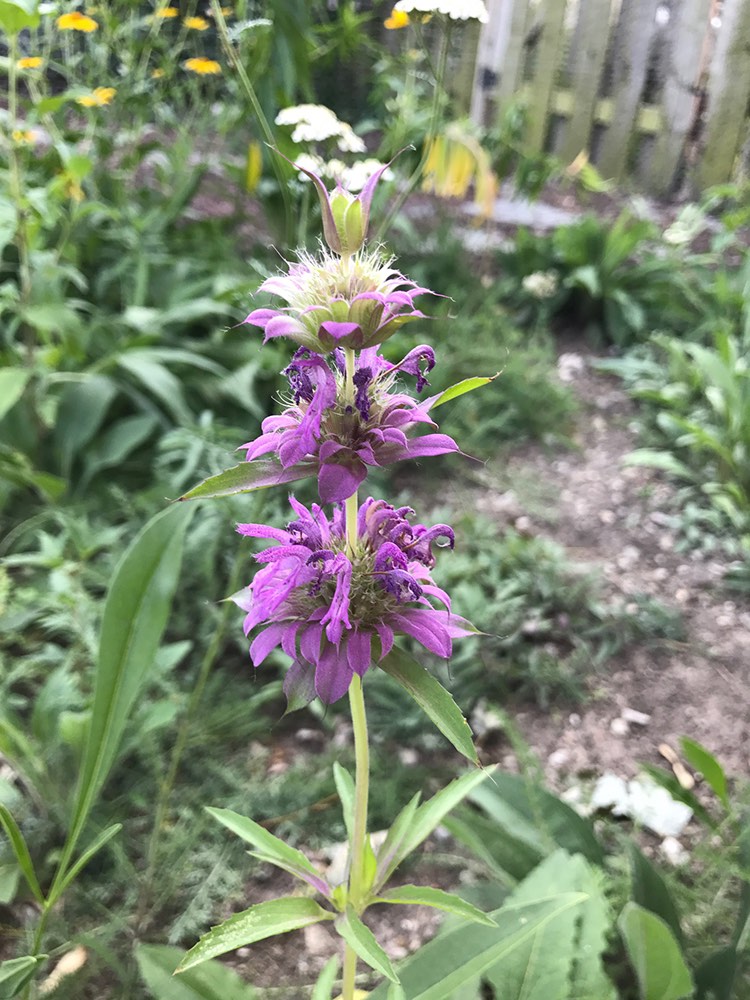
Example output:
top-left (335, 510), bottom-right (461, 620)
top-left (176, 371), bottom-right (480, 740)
top-left (151, 67), bottom-right (165, 79)
top-left (184, 15), bottom-right (209, 30)
top-left (18, 56), bottom-right (43, 69)
top-left (385, 7), bottom-right (409, 28)
top-left (12, 129), bottom-right (36, 144)
top-left (394, 0), bottom-right (488, 21)
top-left (76, 86), bottom-right (116, 107)
top-left (183, 57), bottom-right (221, 75)
top-left (153, 5), bottom-right (179, 16)
top-left (57, 11), bottom-right (99, 31)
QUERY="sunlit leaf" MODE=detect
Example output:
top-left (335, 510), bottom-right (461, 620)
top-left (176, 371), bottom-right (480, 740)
top-left (619, 902), bottom-right (693, 1000)
top-left (179, 459), bottom-right (316, 501)
top-left (335, 907), bottom-right (399, 983)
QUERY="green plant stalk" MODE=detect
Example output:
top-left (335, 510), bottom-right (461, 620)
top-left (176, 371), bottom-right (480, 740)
top-left (209, 0), bottom-right (294, 246)
top-left (135, 548), bottom-right (249, 929)
top-left (7, 35), bottom-right (35, 363)
top-left (375, 21), bottom-right (452, 244)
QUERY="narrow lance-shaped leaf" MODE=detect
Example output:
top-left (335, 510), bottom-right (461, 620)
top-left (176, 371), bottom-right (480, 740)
top-left (58, 504), bottom-right (193, 883)
top-left (47, 823), bottom-right (122, 908)
top-left (679, 737), bottom-right (729, 810)
top-left (619, 902), bottom-right (694, 1000)
top-left (0, 805), bottom-right (44, 906)
top-left (135, 943), bottom-right (257, 1000)
top-left (630, 843), bottom-right (684, 948)
top-left (424, 375), bottom-right (498, 411)
top-left (380, 646), bottom-right (478, 765)
top-left (0, 369), bottom-right (30, 421)
top-left (206, 807), bottom-right (331, 897)
top-left (332, 763), bottom-right (355, 842)
top-left (335, 907), bottom-right (399, 984)
top-left (311, 956), bottom-right (339, 1000)
top-left (0, 956), bottom-right (45, 998)
top-left (375, 885), bottom-right (496, 926)
top-left (178, 458), bottom-right (316, 502)
top-left (177, 897), bottom-right (334, 973)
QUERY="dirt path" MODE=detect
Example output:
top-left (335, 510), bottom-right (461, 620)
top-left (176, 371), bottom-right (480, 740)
top-left (467, 353), bottom-right (750, 784)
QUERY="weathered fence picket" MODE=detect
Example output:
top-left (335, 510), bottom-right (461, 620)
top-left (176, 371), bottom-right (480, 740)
top-left (467, 0), bottom-right (749, 195)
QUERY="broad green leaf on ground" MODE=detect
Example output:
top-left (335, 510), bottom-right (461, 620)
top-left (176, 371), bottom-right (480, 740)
top-left (0, 956), bottom-right (44, 999)
top-left (0, 804), bottom-right (43, 905)
top-left (0, 369), bottom-right (30, 421)
top-left (425, 375), bottom-right (498, 411)
top-left (630, 843), bottom-right (683, 947)
top-left (375, 885), bottom-right (496, 926)
top-left (61, 504), bottom-right (193, 873)
top-left (312, 956), bottom-right (339, 1000)
top-left (619, 902), bottom-right (694, 1000)
top-left (483, 850), bottom-right (615, 1000)
top-left (178, 458), bottom-right (316, 501)
top-left (679, 737), bottom-right (729, 810)
top-left (623, 449), bottom-right (696, 481)
top-left (443, 810), bottom-right (544, 884)
top-left (177, 897), bottom-right (333, 972)
top-left (206, 807), bottom-right (331, 897)
top-left (0, 0), bottom-right (40, 32)
top-left (333, 763), bottom-right (355, 842)
top-left (377, 770), bottom-right (491, 888)
top-left (367, 894), bottom-right (588, 1000)
top-left (136, 944), bottom-right (255, 1000)
top-left (335, 908), bottom-right (399, 983)
top-left (694, 945), bottom-right (739, 1000)
top-left (380, 647), bottom-right (478, 764)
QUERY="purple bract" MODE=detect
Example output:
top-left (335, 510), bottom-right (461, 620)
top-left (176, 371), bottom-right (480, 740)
top-left (232, 497), bottom-right (475, 704)
top-left (240, 345), bottom-right (459, 503)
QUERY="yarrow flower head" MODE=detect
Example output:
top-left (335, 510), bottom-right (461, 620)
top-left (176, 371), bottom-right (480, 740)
top-left (234, 497), bottom-right (475, 704)
top-left (245, 245), bottom-right (432, 353)
top-left (275, 104), bottom-right (366, 154)
top-left (242, 344), bottom-right (458, 502)
top-left (394, 0), bottom-right (488, 20)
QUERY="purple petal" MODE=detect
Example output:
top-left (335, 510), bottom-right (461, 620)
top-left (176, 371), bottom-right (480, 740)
top-left (283, 658), bottom-right (318, 714)
top-left (315, 642), bottom-right (353, 704)
top-left (347, 630), bottom-right (372, 677)
top-left (243, 308), bottom-right (276, 329)
top-left (318, 442), bottom-right (368, 503)
top-left (236, 523), bottom-right (289, 542)
top-left (319, 321), bottom-right (364, 348)
top-left (374, 623), bottom-right (394, 659)
top-left (401, 433), bottom-right (460, 459)
top-left (249, 622), bottom-right (288, 665)
top-left (390, 609), bottom-right (452, 658)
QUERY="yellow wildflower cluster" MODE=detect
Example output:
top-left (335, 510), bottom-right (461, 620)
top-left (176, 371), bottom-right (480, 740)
top-left (153, 5), bottom-right (179, 16)
top-left (76, 87), bottom-right (116, 107)
top-left (384, 8), bottom-right (410, 28)
top-left (57, 11), bottom-right (98, 31)
top-left (184, 15), bottom-right (209, 30)
top-left (18, 56), bottom-right (43, 69)
top-left (183, 57), bottom-right (221, 75)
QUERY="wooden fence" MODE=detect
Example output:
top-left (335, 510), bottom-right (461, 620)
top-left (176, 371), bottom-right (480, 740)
top-left (466, 0), bottom-right (750, 196)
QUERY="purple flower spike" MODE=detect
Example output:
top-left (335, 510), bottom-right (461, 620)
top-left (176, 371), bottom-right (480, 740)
top-left (240, 345), bottom-right (461, 504)
top-left (234, 497), bottom-right (475, 705)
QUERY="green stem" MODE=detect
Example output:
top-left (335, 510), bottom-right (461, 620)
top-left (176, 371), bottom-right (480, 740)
top-left (209, 0), bottom-right (293, 246)
top-left (135, 549), bottom-right (248, 930)
top-left (7, 35), bottom-right (35, 363)
top-left (375, 22), bottom-right (452, 244)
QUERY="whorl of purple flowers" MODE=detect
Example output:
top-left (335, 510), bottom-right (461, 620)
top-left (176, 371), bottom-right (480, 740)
top-left (233, 497), bottom-right (474, 704)
top-left (240, 344), bottom-right (459, 503)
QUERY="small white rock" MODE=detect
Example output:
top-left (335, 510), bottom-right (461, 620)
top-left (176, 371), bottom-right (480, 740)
top-left (621, 708), bottom-right (651, 726)
top-left (661, 836), bottom-right (689, 866)
top-left (610, 717), bottom-right (630, 736)
top-left (548, 748), bottom-right (570, 769)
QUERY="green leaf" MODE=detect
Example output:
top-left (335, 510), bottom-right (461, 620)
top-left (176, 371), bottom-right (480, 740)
top-left (623, 449), bottom-right (696, 481)
top-left (694, 946), bottom-right (738, 1000)
top-left (630, 843), bottom-right (683, 947)
top-left (177, 897), bottom-right (333, 972)
top-left (0, 804), bottom-right (44, 905)
top-left (59, 504), bottom-right (193, 879)
top-left (333, 763), bottom-right (355, 842)
top-left (47, 823), bottom-right (122, 907)
top-left (380, 647), bottom-right (478, 765)
top-left (0, 0), bottom-right (39, 33)
top-left (54, 376), bottom-right (117, 477)
top-left (377, 770), bottom-right (491, 889)
top-left (619, 902), bottom-right (694, 1000)
top-left (335, 907), bottom-right (399, 983)
top-left (136, 943), bottom-right (256, 1000)
top-left (376, 885), bottom-right (496, 926)
top-left (178, 459), bottom-right (316, 501)
top-left (0, 956), bottom-right (44, 999)
top-left (0, 864), bottom-right (20, 905)
top-left (0, 369), bottom-right (30, 421)
top-left (679, 737), bottom-right (729, 810)
top-left (311, 956), bottom-right (339, 1000)
top-left (367, 894), bottom-right (588, 1000)
top-left (206, 807), bottom-right (331, 897)
top-left (81, 414), bottom-right (158, 488)
top-left (426, 376), bottom-right (497, 411)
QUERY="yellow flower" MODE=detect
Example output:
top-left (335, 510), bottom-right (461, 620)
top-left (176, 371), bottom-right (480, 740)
top-left (12, 129), bottom-right (36, 144)
top-left (184, 15), bottom-right (209, 30)
top-left (183, 57), bottom-right (221, 75)
top-left (18, 56), bottom-right (43, 69)
top-left (153, 5), bottom-right (179, 16)
top-left (151, 67), bottom-right (165, 78)
top-left (76, 86), bottom-right (116, 107)
top-left (385, 7), bottom-right (410, 28)
top-left (57, 11), bottom-right (99, 31)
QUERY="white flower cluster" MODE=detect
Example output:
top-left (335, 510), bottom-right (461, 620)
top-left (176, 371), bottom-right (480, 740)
top-left (294, 154), bottom-right (394, 193)
top-left (522, 270), bottom-right (559, 299)
top-left (275, 104), bottom-right (366, 153)
top-left (394, 0), bottom-right (489, 22)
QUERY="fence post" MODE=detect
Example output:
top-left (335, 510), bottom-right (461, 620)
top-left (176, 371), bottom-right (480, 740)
top-left (470, 0), bottom-right (513, 125)
top-left (524, 0), bottom-right (568, 152)
top-left (596, 0), bottom-right (660, 181)
top-left (694, 0), bottom-right (750, 190)
top-left (494, 0), bottom-right (530, 124)
top-left (556, 0), bottom-right (614, 163)
top-left (649, 0), bottom-right (712, 196)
